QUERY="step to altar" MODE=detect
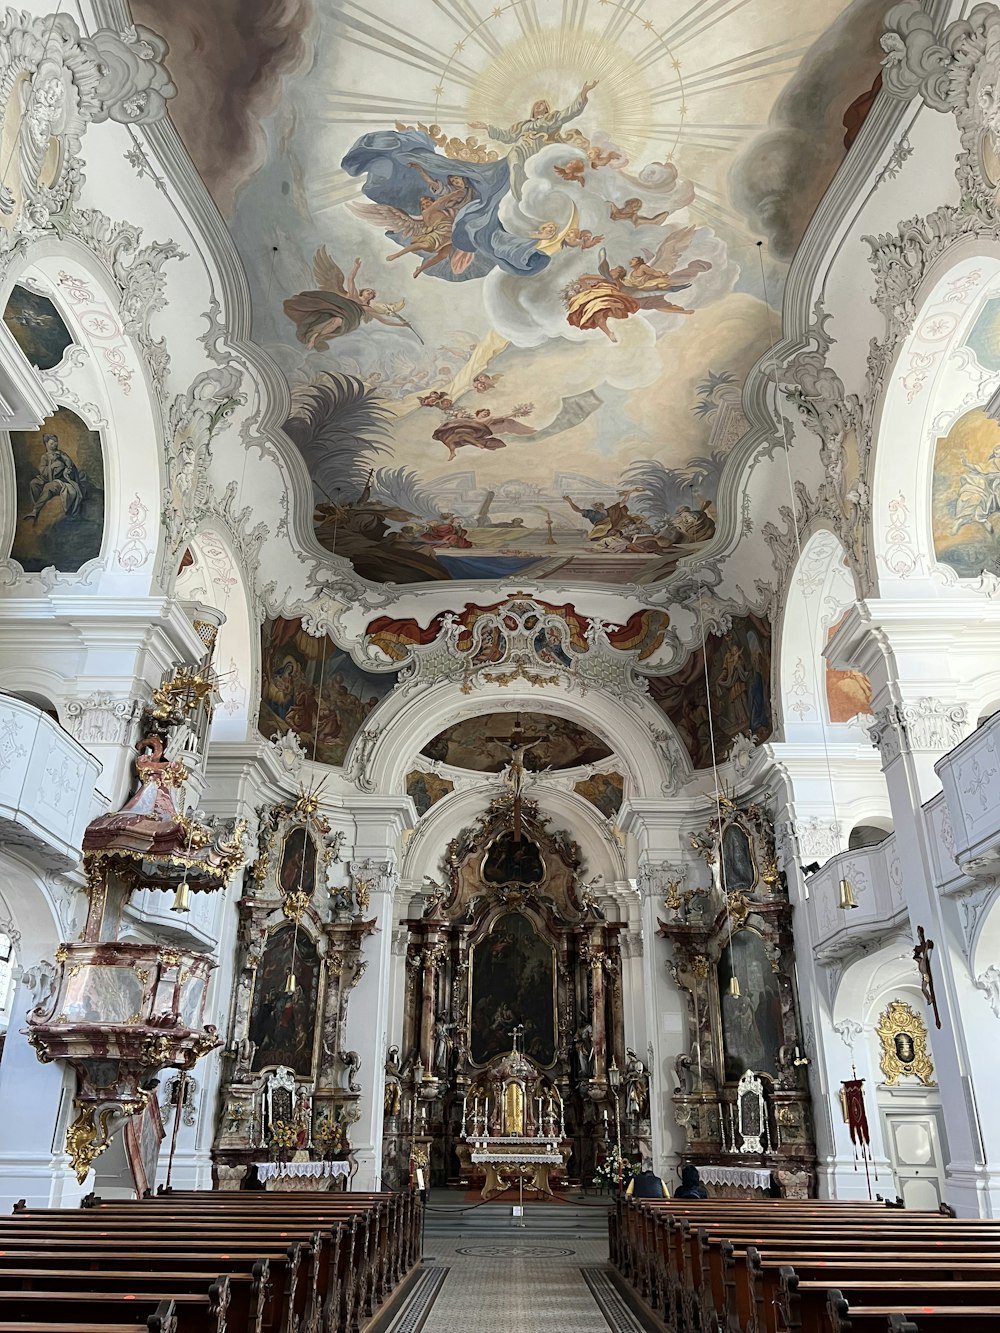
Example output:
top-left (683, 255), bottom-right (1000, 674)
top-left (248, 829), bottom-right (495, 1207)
top-left (423, 1196), bottom-right (612, 1240)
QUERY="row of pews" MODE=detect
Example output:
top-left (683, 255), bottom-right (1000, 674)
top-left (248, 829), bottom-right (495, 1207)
top-left (610, 1195), bottom-right (1000, 1333)
top-left (0, 1186), bottom-right (420, 1333)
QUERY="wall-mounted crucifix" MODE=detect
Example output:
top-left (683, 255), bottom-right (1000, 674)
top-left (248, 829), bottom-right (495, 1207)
top-left (913, 925), bottom-right (941, 1029)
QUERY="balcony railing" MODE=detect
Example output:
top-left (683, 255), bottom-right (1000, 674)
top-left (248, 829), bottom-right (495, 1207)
top-left (806, 834), bottom-right (908, 962)
top-left (936, 710), bottom-right (1000, 876)
top-left (0, 693), bottom-right (102, 869)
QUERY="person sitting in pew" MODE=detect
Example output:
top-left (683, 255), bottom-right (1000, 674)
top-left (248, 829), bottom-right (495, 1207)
top-left (673, 1164), bottom-right (708, 1200)
top-left (626, 1158), bottom-right (666, 1199)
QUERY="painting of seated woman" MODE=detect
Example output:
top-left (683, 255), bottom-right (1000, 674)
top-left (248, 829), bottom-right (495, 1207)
top-left (9, 407), bottom-right (105, 573)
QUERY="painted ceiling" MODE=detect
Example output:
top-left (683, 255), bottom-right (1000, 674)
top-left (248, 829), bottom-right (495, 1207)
top-left (422, 712), bottom-right (612, 770)
top-left (135, 0), bottom-right (888, 587)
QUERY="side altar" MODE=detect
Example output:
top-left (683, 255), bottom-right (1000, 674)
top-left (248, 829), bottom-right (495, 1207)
top-left (657, 796), bottom-right (816, 1198)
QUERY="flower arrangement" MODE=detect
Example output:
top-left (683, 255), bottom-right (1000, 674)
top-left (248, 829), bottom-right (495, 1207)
top-left (314, 1114), bottom-right (347, 1158)
top-left (593, 1154), bottom-right (637, 1190)
top-left (268, 1118), bottom-right (299, 1161)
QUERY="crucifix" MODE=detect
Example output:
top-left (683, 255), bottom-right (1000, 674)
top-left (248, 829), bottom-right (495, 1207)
top-left (509, 1023), bottom-right (524, 1055)
top-left (494, 715), bottom-right (539, 841)
top-left (913, 925), bottom-right (941, 1029)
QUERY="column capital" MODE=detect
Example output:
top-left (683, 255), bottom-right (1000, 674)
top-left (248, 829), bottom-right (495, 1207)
top-left (867, 697), bottom-right (969, 765)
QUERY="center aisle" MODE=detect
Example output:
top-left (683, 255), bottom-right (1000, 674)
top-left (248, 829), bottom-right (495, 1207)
top-left (381, 1197), bottom-right (650, 1333)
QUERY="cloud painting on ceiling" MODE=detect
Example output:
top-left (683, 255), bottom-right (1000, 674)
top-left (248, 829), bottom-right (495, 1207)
top-left (422, 712), bottom-right (611, 772)
top-left (139, 0), bottom-right (887, 586)
top-left (932, 406), bottom-right (1000, 579)
top-left (3, 284), bottom-right (73, 371)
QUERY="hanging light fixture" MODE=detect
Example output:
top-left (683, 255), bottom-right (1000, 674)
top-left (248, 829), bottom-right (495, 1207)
top-left (729, 976), bottom-right (740, 997)
top-left (170, 880), bottom-right (191, 913)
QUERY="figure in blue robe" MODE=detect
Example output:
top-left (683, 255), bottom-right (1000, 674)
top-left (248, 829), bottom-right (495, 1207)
top-left (341, 129), bottom-right (549, 282)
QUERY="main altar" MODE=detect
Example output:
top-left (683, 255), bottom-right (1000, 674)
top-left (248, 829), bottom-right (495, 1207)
top-left (457, 1038), bottom-right (569, 1198)
top-left (382, 747), bottom-right (649, 1194)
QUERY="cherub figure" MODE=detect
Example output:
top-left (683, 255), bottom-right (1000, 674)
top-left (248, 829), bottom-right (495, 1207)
top-left (283, 251), bottom-right (409, 351)
top-left (564, 227), bottom-right (604, 250)
top-left (554, 158), bottom-right (587, 187)
top-left (609, 197), bottom-right (671, 226)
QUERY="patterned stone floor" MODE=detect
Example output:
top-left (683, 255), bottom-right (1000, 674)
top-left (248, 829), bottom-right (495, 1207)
top-left (384, 1238), bottom-right (647, 1333)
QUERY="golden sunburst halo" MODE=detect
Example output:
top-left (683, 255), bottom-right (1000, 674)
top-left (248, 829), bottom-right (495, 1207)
top-left (431, 0), bottom-right (685, 164)
top-left (468, 29), bottom-right (653, 160)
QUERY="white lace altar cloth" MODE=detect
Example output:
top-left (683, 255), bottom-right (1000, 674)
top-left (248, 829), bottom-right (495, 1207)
top-left (698, 1165), bottom-right (772, 1190)
top-left (255, 1160), bottom-right (351, 1182)
top-left (471, 1152), bottom-right (562, 1165)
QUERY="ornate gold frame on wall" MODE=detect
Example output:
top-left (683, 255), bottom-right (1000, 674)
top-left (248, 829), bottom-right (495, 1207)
top-left (876, 999), bottom-right (936, 1087)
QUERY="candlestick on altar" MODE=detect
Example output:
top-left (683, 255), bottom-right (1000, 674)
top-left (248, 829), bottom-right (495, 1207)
top-left (462, 1094), bottom-right (468, 1135)
top-left (558, 1092), bottom-right (565, 1138)
top-left (717, 1101), bottom-right (724, 1146)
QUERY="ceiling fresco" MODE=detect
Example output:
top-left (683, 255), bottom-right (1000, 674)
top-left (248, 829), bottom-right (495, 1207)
top-left (136, 0), bottom-right (889, 587)
top-left (421, 712), bottom-right (612, 771)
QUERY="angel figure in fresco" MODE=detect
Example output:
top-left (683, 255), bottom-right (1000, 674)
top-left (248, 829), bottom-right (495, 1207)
top-left (564, 226), bottom-right (604, 250)
top-left (431, 405), bottom-right (536, 460)
top-left (621, 227), bottom-right (712, 291)
top-left (951, 443), bottom-right (1000, 534)
top-left (554, 158), bottom-right (587, 187)
top-left (469, 79), bottom-right (599, 198)
top-left (283, 251), bottom-right (410, 351)
top-left (609, 197), bottom-right (671, 226)
top-left (563, 236), bottom-right (710, 341)
top-left (350, 167), bottom-right (477, 278)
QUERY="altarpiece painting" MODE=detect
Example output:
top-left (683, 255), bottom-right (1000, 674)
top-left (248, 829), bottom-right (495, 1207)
top-left (470, 910), bottom-right (556, 1067)
top-left (249, 924), bottom-right (321, 1077)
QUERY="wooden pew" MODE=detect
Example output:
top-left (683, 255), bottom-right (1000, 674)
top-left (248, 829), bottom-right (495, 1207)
top-left (826, 1289), bottom-right (1000, 1333)
top-left (0, 1188), bottom-right (415, 1333)
top-left (0, 1297), bottom-right (179, 1332)
top-left (613, 1197), bottom-right (1000, 1333)
top-left (0, 1282), bottom-right (227, 1332)
top-left (0, 1265), bottom-right (268, 1333)
top-left (0, 1240), bottom-right (306, 1333)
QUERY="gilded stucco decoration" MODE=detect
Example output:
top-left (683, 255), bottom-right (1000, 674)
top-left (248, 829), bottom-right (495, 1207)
top-left (876, 998), bottom-right (936, 1086)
